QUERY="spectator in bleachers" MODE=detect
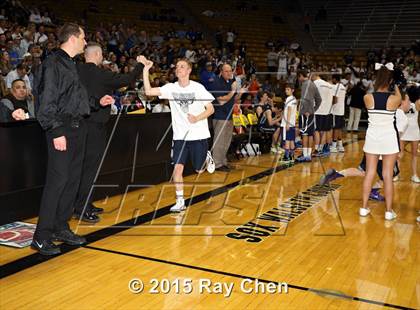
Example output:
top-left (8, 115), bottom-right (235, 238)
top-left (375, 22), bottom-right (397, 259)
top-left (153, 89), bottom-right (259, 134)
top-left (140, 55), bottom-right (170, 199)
top-left (246, 59), bottom-right (257, 77)
top-left (267, 47), bottom-right (278, 73)
top-left (0, 78), bottom-right (34, 122)
top-left (185, 44), bottom-right (197, 64)
top-left (272, 80), bottom-right (284, 98)
top-left (0, 76), bottom-right (7, 97)
top-left (287, 66), bottom-right (297, 85)
top-left (261, 79), bottom-right (272, 93)
top-left (407, 69), bottom-right (419, 82)
top-left (200, 62), bottom-right (216, 90)
top-left (0, 16), bottom-right (8, 34)
top-left (226, 28), bottom-right (236, 53)
top-left (42, 40), bottom-right (57, 60)
top-left (20, 31), bottom-right (33, 55)
top-left (340, 72), bottom-right (352, 89)
top-left (265, 37), bottom-right (275, 49)
top-left (0, 32), bottom-right (6, 49)
top-left (41, 11), bottom-right (53, 26)
top-left (6, 38), bottom-right (19, 66)
top-left (215, 26), bottom-right (223, 49)
top-left (0, 50), bottom-right (13, 76)
top-left (241, 93), bottom-right (253, 114)
top-left (366, 47), bottom-right (376, 70)
top-left (34, 25), bottom-right (48, 45)
top-left (330, 62), bottom-right (343, 75)
top-left (29, 8), bottom-right (42, 24)
top-left (5, 63), bottom-right (31, 92)
top-left (277, 48), bottom-right (288, 81)
top-left (248, 73), bottom-right (260, 97)
top-left (344, 49), bottom-right (354, 66)
top-left (362, 72), bottom-right (374, 94)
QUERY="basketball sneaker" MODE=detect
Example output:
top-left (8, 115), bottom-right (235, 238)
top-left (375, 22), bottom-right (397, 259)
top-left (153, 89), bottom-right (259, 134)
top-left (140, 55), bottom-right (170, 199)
top-left (338, 145), bottom-right (345, 152)
top-left (330, 146), bottom-right (338, 153)
top-left (206, 151), bottom-right (215, 173)
top-left (359, 207), bottom-right (371, 217)
top-left (295, 155), bottom-right (311, 163)
top-left (369, 189), bottom-right (385, 201)
top-left (170, 199), bottom-right (186, 212)
top-left (411, 175), bottom-right (420, 183)
top-left (385, 210), bottom-right (397, 221)
top-left (319, 168), bottom-right (344, 185)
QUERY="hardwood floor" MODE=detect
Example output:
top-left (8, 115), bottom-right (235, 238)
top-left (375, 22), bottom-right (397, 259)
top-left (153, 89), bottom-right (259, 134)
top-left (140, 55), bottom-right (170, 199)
top-left (1, 137), bottom-right (419, 309)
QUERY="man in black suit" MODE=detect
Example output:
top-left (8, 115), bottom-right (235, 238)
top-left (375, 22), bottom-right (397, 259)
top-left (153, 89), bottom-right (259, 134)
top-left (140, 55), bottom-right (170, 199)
top-left (74, 42), bottom-right (144, 222)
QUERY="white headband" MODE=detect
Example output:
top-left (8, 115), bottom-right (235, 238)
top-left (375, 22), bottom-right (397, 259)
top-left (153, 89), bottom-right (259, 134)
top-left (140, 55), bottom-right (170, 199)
top-left (375, 62), bottom-right (394, 71)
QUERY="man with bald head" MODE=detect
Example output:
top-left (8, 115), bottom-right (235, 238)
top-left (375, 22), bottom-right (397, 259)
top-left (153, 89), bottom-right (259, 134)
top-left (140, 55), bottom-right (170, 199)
top-left (210, 63), bottom-right (246, 171)
top-left (74, 42), bottom-right (144, 223)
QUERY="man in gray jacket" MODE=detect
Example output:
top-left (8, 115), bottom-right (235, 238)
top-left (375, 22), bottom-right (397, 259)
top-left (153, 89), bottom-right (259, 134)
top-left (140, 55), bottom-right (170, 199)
top-left (296, 69), bottom-right (322, 162)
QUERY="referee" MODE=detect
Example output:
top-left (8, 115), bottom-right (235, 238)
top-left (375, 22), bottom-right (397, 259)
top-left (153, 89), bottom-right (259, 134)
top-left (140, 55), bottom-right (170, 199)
top-left (74, 42), bottom-right (144, 222)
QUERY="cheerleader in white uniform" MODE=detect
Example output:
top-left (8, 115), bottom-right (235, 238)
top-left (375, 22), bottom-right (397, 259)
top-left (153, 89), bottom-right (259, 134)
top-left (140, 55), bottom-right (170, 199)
top-left (360, 64), bottom-right (402, 221)
top-left (400, 84), bottom-right (420, 183)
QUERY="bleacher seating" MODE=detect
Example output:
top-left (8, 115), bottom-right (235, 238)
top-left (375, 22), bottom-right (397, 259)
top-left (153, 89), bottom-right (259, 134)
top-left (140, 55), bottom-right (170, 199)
top-left (183, 0), bottom-right (295, 70)
top-left (300, 0), bottom-right (420, 50)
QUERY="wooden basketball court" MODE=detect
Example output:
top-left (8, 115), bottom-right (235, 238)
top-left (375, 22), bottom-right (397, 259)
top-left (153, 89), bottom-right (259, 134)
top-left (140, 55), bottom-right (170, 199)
top-left (1, 135), bottom-right (419, 309)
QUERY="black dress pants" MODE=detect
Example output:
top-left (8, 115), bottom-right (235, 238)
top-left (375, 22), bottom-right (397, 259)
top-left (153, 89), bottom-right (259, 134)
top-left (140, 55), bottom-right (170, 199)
top-left (34, 120), bottom-right (87, 241)
top-left (74, 121), bottom-right (107, 214)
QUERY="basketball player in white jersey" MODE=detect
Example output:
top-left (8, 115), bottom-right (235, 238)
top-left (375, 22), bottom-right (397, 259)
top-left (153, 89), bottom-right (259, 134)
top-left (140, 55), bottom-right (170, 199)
top-left (141, 57), bottom-right (216, 212)
top-left (313, 74), bottom-right (334, 156)
top-left (330, 75), bottom-right (347, 152)
top-left (399, 84), bottom-right (420, 183)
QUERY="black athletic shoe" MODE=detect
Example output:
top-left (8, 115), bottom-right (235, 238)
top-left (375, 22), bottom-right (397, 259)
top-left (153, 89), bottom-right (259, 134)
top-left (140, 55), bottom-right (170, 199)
top-left (89, 206), bottom-right (104, 214)
top-left (73, 211), bottom-right (100, 223)
top-left (52, 230), bottom-right (86, 246)
top-left (31, 239), bottom-right (61, 256)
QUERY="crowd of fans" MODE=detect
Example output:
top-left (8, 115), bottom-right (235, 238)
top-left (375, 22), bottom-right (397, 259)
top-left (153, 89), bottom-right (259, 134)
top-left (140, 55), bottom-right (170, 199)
top-left (1, 0), bottom-right (419, 139)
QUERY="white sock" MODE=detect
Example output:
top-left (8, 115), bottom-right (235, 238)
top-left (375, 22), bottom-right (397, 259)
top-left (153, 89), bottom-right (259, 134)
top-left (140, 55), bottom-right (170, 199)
top-left (303, 148), bottom-right (308, 157)
top-left (308, 148), bottom-right (312, 157)
top-left (332, 141), bottom-right (337, 148)
top-left (176, 190), bottom-right (184, 204)
top-left (338, 140), bottom-right (343, 147)
top-left (315, 144), bottom-right (319, 151)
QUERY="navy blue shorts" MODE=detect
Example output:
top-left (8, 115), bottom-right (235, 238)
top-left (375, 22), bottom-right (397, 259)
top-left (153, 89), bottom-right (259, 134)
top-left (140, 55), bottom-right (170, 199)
top-left (315, 114), bottom-right (333, 131)
top-left (299, 114), bottom-right (315, 136)
top-left (283, 127), bottom-right (296, 141)
top-left (333, 115), bottom-right (345, 129)
top-left (172, 139), bottom-right (208, 171)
